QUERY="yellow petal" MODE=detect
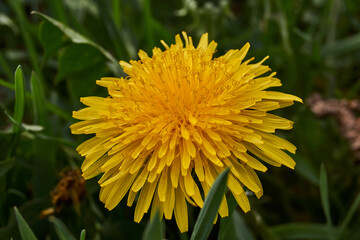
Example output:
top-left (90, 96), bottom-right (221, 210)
top-left (184, 171), bottom-right (195, 196)
top-left (157, 168), bottom-right (168, 202)
top-left (134, 176), bottom-right (159, 222)
top-left (174, 187), bottom-right (188, 233)
top-left (181, 125), bottom-right (190, 140)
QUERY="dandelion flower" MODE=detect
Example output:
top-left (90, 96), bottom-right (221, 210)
top-left (70, 32), bottom-right (302, 232)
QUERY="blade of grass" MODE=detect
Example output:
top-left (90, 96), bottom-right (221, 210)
top-left (13, 65), bottom-right (25, 133)
top-left (8, 0), bottom-right (44, 81)
top-left (320, 164), bottom-right (335, 240)
top-left (30, 71), bottom-right (48, 127)
top-left (190, 168), bottom-right (229, 240)
top-left (0, 77), bottom-right (14, 89)
top-left (79, 229), bottom-right (86, 240)
top-left (142, 210), bottom-right (162, 240)
top-left (323, 33), bottom-right (360, 56)
top-left (0, 77), bottom-right (72, 122)
top-left (95, 0), bottom-right (124, 59)
top-left (32, 11), bottom-right (122, 76)
top-left (142, 0), bottom-right (155, 52)
top-left (14, 207), bottom-right (38, 240)
top-left (274, 0), bottom-right (292, 55)
top-left (272, 223), bottom-right (329, 239)
top-left (35, 133), bottom-right (77, 148)
top-left (337, 191), bottom-right (360, 239)
top-left (49, 216), bottom-right (77, 240)
top-left (112, 0), bottom-right (121, 29)
top-left (30, 71), bottom-right (55, 197)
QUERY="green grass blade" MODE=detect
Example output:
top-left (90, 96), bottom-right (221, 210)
top-left (45, 102), bottom-right (72, 122)
top-left (320, 164), bottom-right (332, 225)
top-left (13, 65), bottom-right (25, 133)
top-left (0, 77), bottom-right (72, 122)
top-left (14, 207), bottom-right (38, 240)
top-left (30, 71), bottom-right (47, 126)
top-left (95, 0), bottom-right (124, 58)
top-left (30, 71), bottom-right (55, 197)
top-left (322, 33), bottom-right (360, 56)
top-left (8, 0), bottom-right (43, 81)
top-left (49, 216), bottom-right (77, 240)
top-left (142, 0), bottom-right (155, 51)
top-left (32, 11), bottom-right (122, 76)
top-left (79, 229), bottom-right (86, 240)
top-left (272, 223), bottom-right (329, 239)
top-left (112, 0), bottom-right (121, 29)
top-left (0, 77), bottom-right (14, 89)
top-left (142, 210), bottom-right (162, 240)
top-left (337, 191), bottom-right (360, 239)
top-left (190, 168), bottom-right (230, 240)
top-left (320, 164), bottom-right (335, 240)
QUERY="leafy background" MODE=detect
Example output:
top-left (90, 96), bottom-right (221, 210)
top-left (1, 0), bottom-right (360, 239)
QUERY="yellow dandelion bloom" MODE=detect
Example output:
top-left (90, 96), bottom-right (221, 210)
top-left (70, 32), bottom-right (302, 232)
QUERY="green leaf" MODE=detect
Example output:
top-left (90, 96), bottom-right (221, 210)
top-left (13, 65), bottom-right (25, 133)
top-left (32, 11), bottom-right (122, 76)
top-left (79, 229), bottom-right (86, 240)
top-left (0, 160), bottom-right (14, 177)
top-left (49, 216), bottom-right (77, 240)
top-left (272, 223), bottom-right (329, 239)
top-left (190, 168), bottom-right (230, 240)
top-left (39, 21), bottom-right (68, 60)
top-left (57, 44), bottom-right (107, 103)
top-left (57, 44), bottom-right (105, 83)
top-left (142, 210), bottom-right (162, 240)
top-left (14, 207), bottom-right (37, 240)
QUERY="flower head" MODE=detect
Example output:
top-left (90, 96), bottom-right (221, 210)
top-left (70, 32), bottom-right (302, 232)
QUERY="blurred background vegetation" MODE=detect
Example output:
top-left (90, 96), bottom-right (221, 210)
top-left (1, 0), bottom-right (360, 239)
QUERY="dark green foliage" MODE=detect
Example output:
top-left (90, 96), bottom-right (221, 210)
top-left (0, 0), bottom-right (360, 239)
